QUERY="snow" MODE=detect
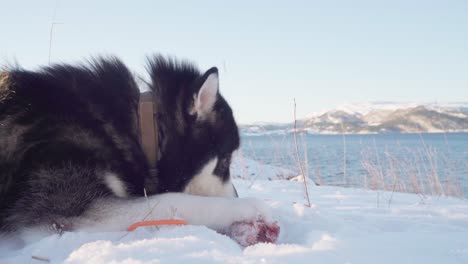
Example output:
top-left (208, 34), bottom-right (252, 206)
top-left (307, 101), bottom-right (468, 118)
top-left (1, 159), bottom-right (468, 264)
top-left (243, 102), bottom-right (468, 136)
top-left (230, 156), bottom-right (296, 181)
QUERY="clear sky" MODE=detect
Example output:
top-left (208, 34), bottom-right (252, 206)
top-left (1, 0), bottom-right (467, 124)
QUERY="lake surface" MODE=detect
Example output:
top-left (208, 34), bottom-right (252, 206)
top-left (240, 133), bottom-right (467, 198)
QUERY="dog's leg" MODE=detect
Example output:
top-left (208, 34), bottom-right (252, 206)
top-left (15, 193), bottom-right (279, 246)
top-left (76, 193), bottom-right (273, 233)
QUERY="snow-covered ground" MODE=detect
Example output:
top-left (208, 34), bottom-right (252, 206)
top-left (1, 159), bottom-right (467, 264)
top-left (307, 101), bottom-right (468, 118)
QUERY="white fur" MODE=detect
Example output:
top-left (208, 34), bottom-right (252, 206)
top-left (14, 194), bottom-right (273, 248)
top-left (75, 193), bottom-right (272, 232)
top-left (103, 172), bottom-right (127, 198)
top-left (183, 158), bottom-right (236, 197)
top-left (195, 73), bottom-right (218, 116)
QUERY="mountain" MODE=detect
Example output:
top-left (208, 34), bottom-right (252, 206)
top-left (241, 102), bottom-right (468, 135)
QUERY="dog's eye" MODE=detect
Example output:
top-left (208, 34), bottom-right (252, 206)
top-left (218, 156), bottom-right (231, 171)
top-left (214, 156), bottom-right (231, 180)
top-left (220, 157), bottom-right (229, 168)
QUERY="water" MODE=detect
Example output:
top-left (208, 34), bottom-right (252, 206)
top-left (240, 133), bottom-right (468, 198)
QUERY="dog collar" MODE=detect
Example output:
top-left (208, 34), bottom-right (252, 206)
top-left (139, 91), bottom-right (158, 176)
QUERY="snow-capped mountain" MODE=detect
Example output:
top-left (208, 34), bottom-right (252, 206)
top-left (241, 102), bottom-right (468, 134)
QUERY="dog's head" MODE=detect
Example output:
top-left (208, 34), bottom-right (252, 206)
top-left (146, 56), bottom-right (240, 197)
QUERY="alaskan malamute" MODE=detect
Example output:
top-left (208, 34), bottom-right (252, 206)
top-left (0, 55), bottom-right (278, 245)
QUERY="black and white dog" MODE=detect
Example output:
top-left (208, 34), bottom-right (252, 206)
top-left (0, 55), bottom-right (277, 245)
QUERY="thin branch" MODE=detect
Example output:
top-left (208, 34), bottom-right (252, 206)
top-left (48, 0), bottom-right (62, 65)
top-left (48, 23), bottom-right (55, 65)
top-left (340, 122), bottom-right (347, 185)
top-left (32, 255), bottom-right (50, 263)
top-left (293, 99), bottom-right (311, 207)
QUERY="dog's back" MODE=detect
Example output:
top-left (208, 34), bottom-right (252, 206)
top-left (0, 58), bottom-right (150, 231)
top-left (0, 55), bottom-right (240, 233)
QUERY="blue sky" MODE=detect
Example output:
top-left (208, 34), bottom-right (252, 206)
top-left (1, 0), bottom-right (467, 123)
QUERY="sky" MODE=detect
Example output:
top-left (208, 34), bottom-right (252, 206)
top-left (1, 0), bottom-right (467, 124)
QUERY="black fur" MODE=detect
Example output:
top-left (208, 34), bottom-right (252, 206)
top-left (146, 56), bottom-right (239, 193)
top-left (0, 55), bottom-right (240, 232)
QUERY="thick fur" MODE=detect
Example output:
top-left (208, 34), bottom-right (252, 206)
top-left (0, 55), bottom-right (242, 234)
top-left (146, 57), bottom-right (239, 193)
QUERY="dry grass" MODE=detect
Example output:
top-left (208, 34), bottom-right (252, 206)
top-left (238, 131), bottom-right (465, 199)
top-left (360, 137), bottom-right (464, 198)
top-left (293, 99), bottom-right (311, 207)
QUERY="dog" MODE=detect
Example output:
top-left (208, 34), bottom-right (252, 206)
top-left (0, 55), bottom-right (278, 245)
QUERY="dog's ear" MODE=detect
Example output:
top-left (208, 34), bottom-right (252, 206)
top-left (193, 67), bottom-right (219, 118)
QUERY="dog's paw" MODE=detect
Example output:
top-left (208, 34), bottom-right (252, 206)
top-left (224, 197), bottom-right (279, 246)
top-left (228, 219), bottom-right (280, 247)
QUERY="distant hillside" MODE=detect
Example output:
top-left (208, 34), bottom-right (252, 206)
top-left (241, 102), bottom-right (468, 135)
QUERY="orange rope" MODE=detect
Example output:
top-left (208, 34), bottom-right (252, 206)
top-left (127, 219), bottom-right (187, 232)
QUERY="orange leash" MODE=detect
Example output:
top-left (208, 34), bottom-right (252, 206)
top-left (127, 219), bottom-right (187, 232)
